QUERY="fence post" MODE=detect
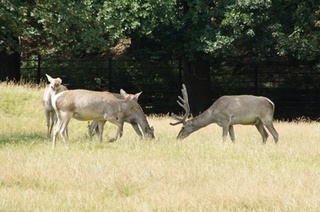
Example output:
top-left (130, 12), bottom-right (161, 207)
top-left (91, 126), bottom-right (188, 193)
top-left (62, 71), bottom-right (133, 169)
top-left (108, 58), bottom-right (112, 91)
top-left (254, 63), bottom-right (259, 95)
top-left (178, 57), bottom-right (182, 85)
top-left (37, 54), bottom-right (41, 84)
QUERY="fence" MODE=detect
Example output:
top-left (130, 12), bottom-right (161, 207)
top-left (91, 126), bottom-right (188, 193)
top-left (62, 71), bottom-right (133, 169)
top-left (210, 59), bottom-right (320, 120)
top-left (21, 55), bottom-right (183, 114)
top-left (21, 55), bottom-right (320, 120)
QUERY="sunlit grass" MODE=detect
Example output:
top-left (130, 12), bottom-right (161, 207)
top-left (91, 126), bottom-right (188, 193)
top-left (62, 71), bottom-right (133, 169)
top-left (0, 83), bottom-right (320, 211)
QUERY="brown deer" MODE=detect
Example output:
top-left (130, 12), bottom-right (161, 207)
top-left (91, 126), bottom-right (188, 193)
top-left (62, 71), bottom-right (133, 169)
top-left (171, 84), bottom-right (279, 143)
top-left (88, 90), bottom-right (154, 140)
top-left (51, 89), bottom-right (142, 149)
top-left (43, 74), bottom-right (68, 140)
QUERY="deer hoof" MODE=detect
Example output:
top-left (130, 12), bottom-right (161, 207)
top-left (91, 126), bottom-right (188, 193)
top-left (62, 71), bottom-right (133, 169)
top-left (109, 138), bottom-right (116, 143)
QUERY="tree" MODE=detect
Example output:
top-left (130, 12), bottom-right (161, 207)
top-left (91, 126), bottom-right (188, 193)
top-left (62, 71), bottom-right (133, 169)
top-left (212, 0), bottom-right (320, 61)
top-left (0, 50), bottom-right (20, 82)
top-left (1, 0), bottom-right (114, 81)
top-left (21, 0), bottom-right (110, 57)
top-left (172, 0), bottom-right (216, 114)
top-left (110, 0), bottom-right (227, 114)
top-left (270, 1), bottom-right (320, 62)
top-left (0, 1), bottom-right (22, 81)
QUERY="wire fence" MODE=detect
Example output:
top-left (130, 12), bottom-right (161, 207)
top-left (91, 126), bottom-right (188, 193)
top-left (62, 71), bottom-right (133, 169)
top-left (21, 55), bottom-right (320, 120)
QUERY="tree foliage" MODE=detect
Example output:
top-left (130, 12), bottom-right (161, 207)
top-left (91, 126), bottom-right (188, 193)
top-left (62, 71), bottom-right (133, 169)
top-left (271, 1), bottom-right (320, 61)
top-left (0, 0), bottom-right (24, 54)
top-left (20, 0), bottom-right (109, 56)
top-left (217, 0), bottom-right (320, 61)
top-left (1, 0), bottom-right (319, 61)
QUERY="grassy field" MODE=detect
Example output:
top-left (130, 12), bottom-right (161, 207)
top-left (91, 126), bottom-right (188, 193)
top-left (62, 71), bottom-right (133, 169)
top-left (0, 82), bottom-right (320, 211)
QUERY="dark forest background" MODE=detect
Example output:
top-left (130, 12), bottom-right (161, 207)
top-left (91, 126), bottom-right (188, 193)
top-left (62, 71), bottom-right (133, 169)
top-left (1, 0), bottom-right (320, 119)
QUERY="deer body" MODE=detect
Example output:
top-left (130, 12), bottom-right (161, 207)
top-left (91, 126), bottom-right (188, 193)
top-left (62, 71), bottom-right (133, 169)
top-left (171, 85), bottom-right (279, 143)
top-left (52, 89), bottom-right (141, 149)
top-left (43, 74), bottom-right (67, 140)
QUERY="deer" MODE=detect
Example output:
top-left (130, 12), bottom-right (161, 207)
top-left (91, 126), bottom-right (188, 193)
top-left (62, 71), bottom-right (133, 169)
top-left (51, 89), bottom-right (142, 149)
top-left (45, 74), bottom-right (154, 142)
top-left (43, 74), bottom-right (68, 141)
top-left (170, 84), bottom-right (279, 144)
top-left (88, 90), bottom-right (155, 140)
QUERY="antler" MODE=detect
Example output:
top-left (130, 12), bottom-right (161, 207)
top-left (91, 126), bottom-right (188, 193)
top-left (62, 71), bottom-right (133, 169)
top-left (170, 84), bottom-right (190, 125)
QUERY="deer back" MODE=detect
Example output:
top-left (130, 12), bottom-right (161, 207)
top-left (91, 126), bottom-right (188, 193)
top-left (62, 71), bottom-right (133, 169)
top-left (53, 89), bottom-right (139, 121)
top-left (210, 95), bottom-right (275, 124)
top-left (55, 90), bottom-right (118, 110)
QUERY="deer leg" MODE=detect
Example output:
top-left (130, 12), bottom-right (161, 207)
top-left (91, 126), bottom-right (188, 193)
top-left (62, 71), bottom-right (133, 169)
top-left (45, 110), bottom-right (53, 141)
top-left (45, 111), bottom-right (50, 141)
top-left (114, 118), bottom-right (124, 141)
top-left (103, 111), bottom-right (124, 142)
top-left (94, 122), bottom-right (99, 135)
top-left (51, 112), bottom-right (58, 138)
top-left (131, 122), bottom-right (143, 137)
top-left (53, 111), bottom-right (72, 150)
top-left (264, 123), bottom-right (279, 144)
top-left (59, 118), bottom-right (71, 150)
top-left (52, 119), bottom-right (62, 149)
top-left (255, 121), bottom-right (269, 144)
top-left (97, 121), bottom-right (106, 144)
top-left (88, 120), bottom-right (98, 138)
top-left (228, 125), bottom-right (235, 142)
top-left (65, 126), bottom-right (69, 141)
top-left (107, 118), bottom-right (124, 142)
top-left (222, 125), bottom-right (229, 142)
top-left (260, 117), bottom-right (279, 144)
top-left (117, 120), bottom-right (124, 138)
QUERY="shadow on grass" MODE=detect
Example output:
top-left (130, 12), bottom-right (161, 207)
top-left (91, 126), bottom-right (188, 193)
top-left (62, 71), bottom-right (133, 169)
top-left (0, 133), bottom-right (44, 145)
top-left (0, 132), bottom-right (125, 150)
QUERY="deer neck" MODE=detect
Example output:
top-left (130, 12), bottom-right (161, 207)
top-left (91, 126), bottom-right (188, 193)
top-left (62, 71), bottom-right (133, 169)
top-left (135, 105), bottom-right (151, 135)
top-left (189, 109), bottom-right (215, 130)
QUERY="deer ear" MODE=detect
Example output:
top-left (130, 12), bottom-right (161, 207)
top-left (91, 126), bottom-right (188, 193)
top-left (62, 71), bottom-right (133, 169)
top-left (120, 89), bottom-right (129, 98)
top-left (46, 74), bottom-right (53, 83)
top-left (57, 78), bottom-right (62, 84)
top-left (134, 91), bottom-right (142, 100)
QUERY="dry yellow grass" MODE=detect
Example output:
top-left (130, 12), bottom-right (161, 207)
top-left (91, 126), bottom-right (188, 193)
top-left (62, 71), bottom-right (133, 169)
top-left (0, 83), bottom-right (320, 211)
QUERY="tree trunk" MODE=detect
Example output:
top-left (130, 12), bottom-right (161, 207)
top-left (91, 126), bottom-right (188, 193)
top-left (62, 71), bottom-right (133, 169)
top-left (182, 53), bottom-right (212, 115)
top-left (0, 50), bottom-right (21, 82)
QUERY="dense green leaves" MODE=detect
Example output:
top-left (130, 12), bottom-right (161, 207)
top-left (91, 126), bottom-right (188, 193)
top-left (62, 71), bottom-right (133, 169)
top-left (0, 0), bottom-right (24, 53)
top-left (98, 0), bottom-right (175, 39)
top-left (21, 0), bottom-right (109, 56)
top-left (1, 0), bottom-right (319, 61)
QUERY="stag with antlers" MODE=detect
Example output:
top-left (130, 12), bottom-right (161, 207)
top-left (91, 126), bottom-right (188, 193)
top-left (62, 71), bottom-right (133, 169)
top-left (171, 84), bottom-right (279, 143)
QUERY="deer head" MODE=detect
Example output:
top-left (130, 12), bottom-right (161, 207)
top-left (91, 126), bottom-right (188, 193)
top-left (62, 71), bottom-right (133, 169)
top-left (120, 89), bottom-right (155, 139)
top-left (45, 74), bottom-right (64, 94)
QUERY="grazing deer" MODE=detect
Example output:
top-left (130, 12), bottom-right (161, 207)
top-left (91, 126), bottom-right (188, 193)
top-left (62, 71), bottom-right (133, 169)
top-left (43, 74), bottom-right (68, 140)
top-left (88, 91), bottom-right (154, 140)
top-left (51, 89), bottom-right (142, 149)
top-left (45, 74), bottom-right (153, 142)
top-left (171, 84), bottom-right (279, 143)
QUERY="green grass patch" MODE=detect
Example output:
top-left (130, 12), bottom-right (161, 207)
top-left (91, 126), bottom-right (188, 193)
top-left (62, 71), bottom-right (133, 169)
top-left (0, 83), bottom-right (320, 211)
